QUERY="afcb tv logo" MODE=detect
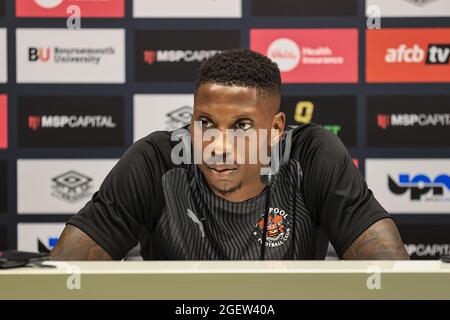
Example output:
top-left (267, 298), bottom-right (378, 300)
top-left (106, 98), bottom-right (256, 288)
top-left (388, 174), bottom-right (450, 200)
top-left (366, 28), bottom-right (450, 83)
top-left (385, 44), bottom-right (450, 64)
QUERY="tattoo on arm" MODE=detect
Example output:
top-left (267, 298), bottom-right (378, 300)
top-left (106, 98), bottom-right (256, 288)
top-left (343, 218), bottom-right (410, 260)
top-left (50, 225), bottom-right (112, 261)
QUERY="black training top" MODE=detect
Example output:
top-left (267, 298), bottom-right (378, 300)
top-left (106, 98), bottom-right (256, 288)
top-left (68, 123), bottom-right (390, 260)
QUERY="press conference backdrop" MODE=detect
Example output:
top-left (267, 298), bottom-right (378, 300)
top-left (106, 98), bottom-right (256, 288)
top-left (0, 0), bottom-right (450, 260)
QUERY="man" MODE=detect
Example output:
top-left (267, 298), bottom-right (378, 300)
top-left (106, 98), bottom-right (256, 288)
top-left (51, 49), bottom-right (409, 260)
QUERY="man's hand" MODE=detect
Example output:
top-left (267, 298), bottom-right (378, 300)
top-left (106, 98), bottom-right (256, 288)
top-left (343, 218), bottom-right (409, 260)
top-left (51, 225), bottom-right (112, 260)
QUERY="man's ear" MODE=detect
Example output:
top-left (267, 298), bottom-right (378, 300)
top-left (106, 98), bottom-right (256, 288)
top-left (271, 112), bottom-right (286, 145)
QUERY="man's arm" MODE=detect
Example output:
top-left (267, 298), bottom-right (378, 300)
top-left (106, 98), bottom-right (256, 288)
top-left (50, 225), bottom-right (112, 260)
top-left (342, 218), bottom-right (409, 260)
top-left (51, 138), bottom-right (163, 261)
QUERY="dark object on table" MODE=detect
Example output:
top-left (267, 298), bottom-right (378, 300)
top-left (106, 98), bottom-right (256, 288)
top-left (0, 251), bottom-right (50, 269)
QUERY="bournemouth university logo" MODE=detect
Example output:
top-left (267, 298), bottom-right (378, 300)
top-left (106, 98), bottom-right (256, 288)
top-left (28, 47), bottom-right (51, 62)
top-left (254, 207), bottom-right (290, 248)
top-left (51, 170), bottom-right (93, 203)
top-left (16, 29), bottom-right (125, 83)
top-left (28, 46), bottom-right (116, 65)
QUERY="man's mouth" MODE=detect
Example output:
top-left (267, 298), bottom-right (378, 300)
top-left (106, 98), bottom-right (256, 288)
top-left (206, 165), bottom-right (237, 177)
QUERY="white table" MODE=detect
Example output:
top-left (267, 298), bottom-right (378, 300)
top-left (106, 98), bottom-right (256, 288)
top-left (0, 261), bottom-right (449, 299)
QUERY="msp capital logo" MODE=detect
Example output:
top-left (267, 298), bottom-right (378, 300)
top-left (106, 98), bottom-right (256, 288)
top-left (18, 96), bottom-right (124, 148)
top-left (399, 223), bottom-right (450, 260)
top-left (135, 30), bottom-right (240, 82)
top-left (51, 170), bottom-right (93, 203)
top-left (254, 207), bottom-right (290, 247)
top-left (377, 113), bottom-right (450, 130)
top-left (368, 95), bottom-right (450, 147)
top-left (143, 49), bottom-right (220, 65)
top-left (27, 114), bottom-right (117, 131)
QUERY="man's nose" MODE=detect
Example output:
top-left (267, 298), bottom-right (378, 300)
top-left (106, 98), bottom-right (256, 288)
top-left (211, 130), bottom-right (234, 159)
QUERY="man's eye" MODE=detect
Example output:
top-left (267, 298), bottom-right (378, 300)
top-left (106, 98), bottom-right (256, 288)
top-left (200, 119), bottom-right (213, 129)
top-left (236, 122), bottom-right (252, 131)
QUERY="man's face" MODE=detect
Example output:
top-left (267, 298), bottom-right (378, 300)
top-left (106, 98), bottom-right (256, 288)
top-left (190, 83), bottom-right (284, 200)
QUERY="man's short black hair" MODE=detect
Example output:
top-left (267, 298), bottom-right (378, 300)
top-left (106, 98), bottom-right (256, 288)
top-left (195, 48), bottom-right (281, 96)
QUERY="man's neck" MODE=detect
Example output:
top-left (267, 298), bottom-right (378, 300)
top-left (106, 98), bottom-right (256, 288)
top-left (211, 180), bottom-right (266, 202)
